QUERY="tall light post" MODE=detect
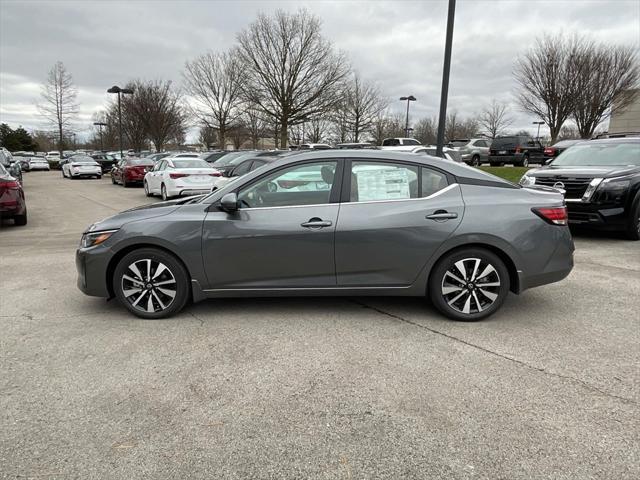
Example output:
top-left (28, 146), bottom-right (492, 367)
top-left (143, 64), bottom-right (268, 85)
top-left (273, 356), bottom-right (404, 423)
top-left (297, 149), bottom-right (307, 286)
top-left (107, 85), bottom-right (134, 159)
top-left (400, 96), bottom-right (416, 137)
top-left (436, 0), bottom-right (456, 158)
top-left (533, 121), bottom-right (544, 140)
top-left (93, 121), bottom-right (107, 151)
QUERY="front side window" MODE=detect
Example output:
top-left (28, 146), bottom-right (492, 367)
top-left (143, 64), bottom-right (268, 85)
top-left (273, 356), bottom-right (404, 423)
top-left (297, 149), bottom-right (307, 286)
top-left (350, 162), bottom-right (418, 202)
top-left (238, 161), bottom-right (337, 209)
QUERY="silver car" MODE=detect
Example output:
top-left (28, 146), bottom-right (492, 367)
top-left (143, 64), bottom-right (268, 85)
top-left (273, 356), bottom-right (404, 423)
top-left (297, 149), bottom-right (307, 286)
top-left (76, 150), bottom-right (574, 321)
top-left (450, 138), bottom-right (490, 166)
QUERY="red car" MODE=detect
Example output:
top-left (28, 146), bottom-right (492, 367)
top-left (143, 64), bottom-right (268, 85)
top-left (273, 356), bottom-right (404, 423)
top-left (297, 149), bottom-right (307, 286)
top-left (111, 158), bottom-right (154, 187)
top-left (0, 162), bottom-right (27, 226)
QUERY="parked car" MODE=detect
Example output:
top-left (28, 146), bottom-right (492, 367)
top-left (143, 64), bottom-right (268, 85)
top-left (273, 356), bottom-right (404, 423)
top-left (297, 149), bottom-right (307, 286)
top-left (62, 156), bottom-right (102, 179)
top-left (77, 149), bottom-right (574, 321)
top-left (172, 152), bottom-right (201, 159)
top-left (543, 139), bottom-right (585, 162)
top-left (46, 151), bottom-right (62, 169)
top-left (209, 151), bottom-right (264, 176)
top-left (90, 153), bottom-right (117, 173)
top-left (449, 138), bottom-right (490, 166)
top-left (520, 137), bottom-right (640, 240)
top-left (211, 156), bottom-right (278, 191)
top-left (411, 146), bottom-right (463, 163)
top-left (0, 148), bottom-right (23, 184)
top-left (111, 158), bottom-right (154, 187)
top-left (147, 153), bottom-right (172, 163)
top-left (0, 162), bottom-right (27, 225)
top-left (381, 138), bottom-right (422, 148)
top-left (144, 158), bottom-right (221, 200)
top-left (488, 136), bottom-right (545, 167)
top-left (27, 157), bottom-right (51, 171)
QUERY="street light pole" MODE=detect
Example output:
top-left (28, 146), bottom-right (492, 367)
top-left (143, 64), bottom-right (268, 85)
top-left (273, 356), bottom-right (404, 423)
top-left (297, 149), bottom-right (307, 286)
top-left (533, 121), bottom-right (544, 140)
top-left (400, 96), bottom-right (416, 137)
top-left (93, 121), bottom-right (107, 151)
top-left (107, 86), bottom-right (134, 160)
top-left (436, 0), bottom-right (456, 158)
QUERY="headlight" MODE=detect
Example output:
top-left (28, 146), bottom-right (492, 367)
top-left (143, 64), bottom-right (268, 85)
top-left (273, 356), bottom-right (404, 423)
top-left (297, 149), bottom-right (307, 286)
top-left (519, 174), bottom-right (536, 186)
top-left (80, 229), bottom-right (118, 248)
top-left (593, 176), bottom-right (632, 204)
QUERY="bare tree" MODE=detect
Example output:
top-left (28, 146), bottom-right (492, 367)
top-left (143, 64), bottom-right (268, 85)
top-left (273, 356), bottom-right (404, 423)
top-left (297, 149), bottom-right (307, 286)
top-left (240, 104), bottom-right (268, 149)
top-left (572, 43), bottom-right (639, 138)
top-left (38, 61), bottom-right (79, 156)
top-left (479, 100), bottom-right (513, 139)
top-left (414, 116), bottom-right (437, 145)
top-left (131, 80), bottom-right (186, 152)
top-left (198, 124), bottom-right (218, 149)
top-left (343, 73), bottom-right (387, 142)
top-left (445, 112), bottom-right (478, 141)
top-left (514, 34), bottom-right (585, 143)
top-left (183, 51), bottom-right (243, 149)
top-left (307, 116), bottom-right (330, 143)
top-left (331, 100), bottom-right (351, 143)
top-left (237, 9), bottom-right (350, 147)
top-left (556, 124), bottom-right (580, 141)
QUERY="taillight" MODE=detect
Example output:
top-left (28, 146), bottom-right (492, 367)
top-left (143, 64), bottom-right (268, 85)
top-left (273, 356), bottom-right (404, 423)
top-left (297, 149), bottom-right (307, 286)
top-left (532, 206), bottom-right (568, 226)
top-left (170, 173), bottom-right (189, 179)
top-left (544, 147), bottom-right (555, 155)
top-left (0, 180), bottom-right (20, 190)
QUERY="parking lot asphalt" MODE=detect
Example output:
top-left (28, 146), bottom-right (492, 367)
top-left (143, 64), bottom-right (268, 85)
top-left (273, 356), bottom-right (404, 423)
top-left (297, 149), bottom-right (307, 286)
top-left (1, 171), bottom-right (639, 479)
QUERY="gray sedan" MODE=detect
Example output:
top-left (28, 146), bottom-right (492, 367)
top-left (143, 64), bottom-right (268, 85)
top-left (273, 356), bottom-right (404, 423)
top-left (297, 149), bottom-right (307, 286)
top-left (76, 150), bottom-right (574, 321)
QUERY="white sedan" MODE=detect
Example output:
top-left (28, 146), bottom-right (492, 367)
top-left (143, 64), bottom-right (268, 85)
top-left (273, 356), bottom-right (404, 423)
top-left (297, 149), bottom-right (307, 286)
top-left (144, 157), bottom-right (221, 200)
top-left (27, 157), bottom-right (51, 171)
top-left (62, 155), bottom-right (102, 179)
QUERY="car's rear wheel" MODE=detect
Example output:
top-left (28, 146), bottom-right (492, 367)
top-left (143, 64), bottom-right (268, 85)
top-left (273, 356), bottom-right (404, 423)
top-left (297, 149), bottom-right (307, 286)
top-left (429, 248), bottom-right (510, 321)
top-left (471, 155), bottom-right (480, 166)
top-left (626, 193), bottom-right (640, 241)
top-left (122, 177), bottom-right (129, 188)
top-left (518, 154), bottom-right (529, 167)
top-left (113, 248), bottom-right (190, 319)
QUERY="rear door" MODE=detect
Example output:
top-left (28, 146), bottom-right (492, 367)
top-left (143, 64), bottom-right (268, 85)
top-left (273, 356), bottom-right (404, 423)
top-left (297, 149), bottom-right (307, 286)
top-left (335, 160), bottom-right (464, 286)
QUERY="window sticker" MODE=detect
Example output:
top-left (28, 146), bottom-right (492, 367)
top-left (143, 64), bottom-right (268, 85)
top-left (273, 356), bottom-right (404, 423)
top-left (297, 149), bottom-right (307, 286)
top-left (355, 167), bottom-right (410, 201)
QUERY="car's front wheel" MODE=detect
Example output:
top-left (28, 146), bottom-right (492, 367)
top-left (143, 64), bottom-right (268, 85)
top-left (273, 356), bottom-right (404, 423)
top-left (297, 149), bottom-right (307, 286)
top-left (429, 248), bottom-right (510, 321)
top-left (113, 248), bottom-right (190, 319)
top-left (626, 192), bottom-right (640, 241)
top-left (161, 184), bottom-right (169, 201)
top-left (471, 155), bottom-right (480, 166)
top-left (144, 181), bottom-right (153, 197)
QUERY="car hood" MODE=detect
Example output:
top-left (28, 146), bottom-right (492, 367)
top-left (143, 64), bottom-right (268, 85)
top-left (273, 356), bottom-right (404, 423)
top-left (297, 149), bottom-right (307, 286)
top-left (84, 198), bottom-right (193, 233)
top-left (528, 165), bottom-right (640, 179)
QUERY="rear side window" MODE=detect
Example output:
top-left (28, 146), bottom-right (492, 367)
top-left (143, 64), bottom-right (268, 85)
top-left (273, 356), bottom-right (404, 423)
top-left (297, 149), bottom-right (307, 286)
top-left (350, 162), bottom-right (419, 202)
top-left (404, 139), bottom-right (420, 146)
top-left (422, 168), bottom-right (449, 197)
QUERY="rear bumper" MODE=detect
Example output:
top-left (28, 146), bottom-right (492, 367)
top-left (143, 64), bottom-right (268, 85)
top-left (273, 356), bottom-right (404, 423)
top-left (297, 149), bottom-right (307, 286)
top-left (488, 154), bottom-right (524, 163)
top-left (519, 228), bottom-right (574, 291)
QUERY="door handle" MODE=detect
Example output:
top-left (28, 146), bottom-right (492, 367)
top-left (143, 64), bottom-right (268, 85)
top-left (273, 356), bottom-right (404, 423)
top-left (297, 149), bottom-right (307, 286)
top-left (426, 210), bottom-right (458, 221)
top-left (301, 218), bottom-right (333, 228)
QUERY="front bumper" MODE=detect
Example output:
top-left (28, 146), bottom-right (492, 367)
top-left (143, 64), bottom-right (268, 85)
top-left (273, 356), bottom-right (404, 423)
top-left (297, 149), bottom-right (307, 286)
top-left (76, 244), bottom-right (113, 297)
top-left (566, 202), bottom-right (629, 230)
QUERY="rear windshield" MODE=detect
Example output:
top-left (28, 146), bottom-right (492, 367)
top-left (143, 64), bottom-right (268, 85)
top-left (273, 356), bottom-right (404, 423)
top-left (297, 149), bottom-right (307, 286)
top-left (491, 137), bottom-right (521, 148)
top-left (71, 156), bottom-right (95, 163)
top-left (450, 140), bottom-right (469, 147)
top-left (127, 159), bottom-right (153, 166)
top-left (551, 142), bottom-right (640, 166)
top-left (382, 139), bottom-right (400, 146)
top-left (172, 159), bottom-right (211, 168)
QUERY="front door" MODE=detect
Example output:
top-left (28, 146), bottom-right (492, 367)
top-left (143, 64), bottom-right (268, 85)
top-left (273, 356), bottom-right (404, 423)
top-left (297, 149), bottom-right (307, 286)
top-left (335, 160), bottom-right (464, 286)
top-left (202, 161), bottom-right (341, 289)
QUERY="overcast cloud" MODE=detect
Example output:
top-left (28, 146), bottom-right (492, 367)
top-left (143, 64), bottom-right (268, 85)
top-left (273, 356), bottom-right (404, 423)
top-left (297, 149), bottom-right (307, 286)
top-left (1, 0), bottom-right (638, 141)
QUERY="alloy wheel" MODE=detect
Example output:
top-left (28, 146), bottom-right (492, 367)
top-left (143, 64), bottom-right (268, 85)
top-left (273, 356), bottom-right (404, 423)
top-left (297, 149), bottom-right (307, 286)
top-left (121, 259), bottom-right (177, 314)
top-left (441, 257), bottom-right (501, 315)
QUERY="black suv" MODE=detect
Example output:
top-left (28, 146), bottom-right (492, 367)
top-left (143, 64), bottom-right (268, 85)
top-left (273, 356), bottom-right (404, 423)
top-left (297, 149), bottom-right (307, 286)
top-left (489, 135), bottom-right (545, 167)
top-left (519, 138), bottom-right (640, 240)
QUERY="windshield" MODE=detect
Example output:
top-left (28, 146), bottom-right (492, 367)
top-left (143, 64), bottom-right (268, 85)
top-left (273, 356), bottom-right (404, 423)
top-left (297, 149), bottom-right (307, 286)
top-left (172, 159), bottom-right (212, 169)
top-left (211, 151), bottom-right (252, 167)
top-left (551, 142), bottom-right (640, 167)
top-left (127, 159), bottom-right (153, 166)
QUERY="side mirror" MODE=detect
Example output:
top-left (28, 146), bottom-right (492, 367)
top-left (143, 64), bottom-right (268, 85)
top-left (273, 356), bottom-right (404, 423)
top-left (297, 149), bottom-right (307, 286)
top-left (220, 192), bottom-right (239, 212)
top-left (9, 163), bottom-right (21, 176)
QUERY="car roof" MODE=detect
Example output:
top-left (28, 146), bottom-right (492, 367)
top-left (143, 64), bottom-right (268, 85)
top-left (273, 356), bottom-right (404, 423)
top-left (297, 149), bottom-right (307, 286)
top-left (266, 149), bottom-right (509, 183)
top-left (585, 137), bottom-right (640, 144)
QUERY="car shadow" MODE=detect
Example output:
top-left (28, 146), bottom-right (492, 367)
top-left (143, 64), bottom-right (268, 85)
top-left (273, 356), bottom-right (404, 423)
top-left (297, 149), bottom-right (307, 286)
top-left (569, 226), bottom-right (632, 242)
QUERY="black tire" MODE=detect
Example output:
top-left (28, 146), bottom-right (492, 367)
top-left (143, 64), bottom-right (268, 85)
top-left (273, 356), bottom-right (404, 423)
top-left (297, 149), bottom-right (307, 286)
top-left (161, 184), bottom-right (169, 201)
top-left (122, 177), bottom-right (129, 188)
top-left (517, 154), bottom-right (529, 167)
top-left (112, 248), bottom-right (190, 319)
top-left (13, 210), bottom-right (27, 226)
top-left (144, 181), bottom-right (153, 197)
top-left (429, 248), bottom-right (510, 321)
top-left (97, 175), bottom-right (102, 180)
top-left (625, 192), bottom-right (640, 241)
top-left (471, 155), bottom-right (480, 167)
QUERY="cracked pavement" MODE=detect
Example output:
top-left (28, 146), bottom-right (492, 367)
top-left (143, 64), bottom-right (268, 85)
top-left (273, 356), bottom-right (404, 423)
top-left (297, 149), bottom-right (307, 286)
top-left (1, 172), bottom-right (639, 479)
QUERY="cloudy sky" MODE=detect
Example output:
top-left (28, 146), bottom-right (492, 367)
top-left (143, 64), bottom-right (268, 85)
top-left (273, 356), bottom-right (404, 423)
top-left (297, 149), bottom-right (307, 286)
top-left (1, 0), bottom-right (638, 141)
